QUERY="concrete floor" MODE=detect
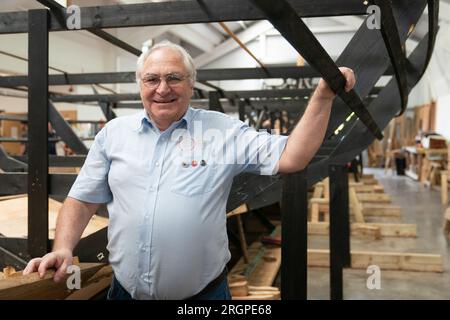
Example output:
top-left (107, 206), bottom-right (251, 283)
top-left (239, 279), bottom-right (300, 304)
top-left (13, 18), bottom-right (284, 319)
top-left (302, 168), bottom-right (450, 299)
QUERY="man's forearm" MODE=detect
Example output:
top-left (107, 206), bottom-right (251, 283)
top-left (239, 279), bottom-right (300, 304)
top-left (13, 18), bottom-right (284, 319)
top-left (281, 91), bottom-right (333, 172)
top-left (52, 197), bottom-right (99, 253)
top-left (277, 67), bottom-right (356, 173)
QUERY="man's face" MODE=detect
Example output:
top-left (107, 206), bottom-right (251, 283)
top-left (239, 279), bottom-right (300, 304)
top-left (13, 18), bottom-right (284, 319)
top-left (139, 48), bottom-right (193, 126)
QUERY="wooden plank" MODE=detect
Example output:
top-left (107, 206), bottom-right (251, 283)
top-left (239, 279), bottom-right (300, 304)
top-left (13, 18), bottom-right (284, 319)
top-left (247, 247), bottom-right (281, 287)
top-left (310, 202), bottom-right (319, 222)
top-left (308, 222), bottom-right (417, 237)
top-left (228, 280), bottom-right (249, 297)
top-left (352, 185), bottom-right (384, 193)
top-left (229, 227), bottom-right (282, 287)
top-left (360, 178), bottom-right (378, 185)
top-left (65, 276), bottom-right (112, 300)
top-left (233, 294), bottom-right (278, 300)
top-left (307, 249), bottom-right (443, 272)
top-left (229, 242), bottom-right (264, 276)
top-left (226, 203), bottom-right (248, 218)
top-left (310, 198), bottom-right (402, 218)
top-left (349, 187), bottom-right (365, 223)
top-left (248, 285), bottom-right (279, 292)
top-left (357, 193), bottom-right (391, 203)
top-left (312, 185), bottom-right (323, 198)
top-left (351, 224), bottom-right (381, 239)
top-left (0, 263), bottom-right (105, 299)
top-left (362, 203), bottom-right (402, 217)
top-left (236, 215), bottom-right (249, 263)
top-left (323, 178), bottom-right (329, 200)
top-left (441, 171), bottom-right (448, 205)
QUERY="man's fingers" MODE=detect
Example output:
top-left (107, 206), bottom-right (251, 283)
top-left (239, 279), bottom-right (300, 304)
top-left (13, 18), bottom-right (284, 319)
top-left (37, 254), bottom-right (56, 278)
top-left (341, 68), bottom-right (356, 92)
top-left (23, 258), bottom-right (42, 275)
top-left (53, 259), bottom-right (70, 283)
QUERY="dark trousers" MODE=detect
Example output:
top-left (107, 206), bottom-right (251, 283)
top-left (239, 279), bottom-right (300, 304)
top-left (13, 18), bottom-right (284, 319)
top-left (107, 272), bottom-right (231, 300)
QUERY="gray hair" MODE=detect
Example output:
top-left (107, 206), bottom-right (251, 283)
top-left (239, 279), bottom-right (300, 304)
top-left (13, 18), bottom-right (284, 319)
top-left (135, 41), bottom-right (197, 87)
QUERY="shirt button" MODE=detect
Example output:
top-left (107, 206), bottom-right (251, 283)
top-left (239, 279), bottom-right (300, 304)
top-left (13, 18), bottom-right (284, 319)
top-left (149, 187), bottom-right (154, 192)
top-left (155, 162), bottom-right (159, 167)
top-left (141, 273), bottom-right (150, 283)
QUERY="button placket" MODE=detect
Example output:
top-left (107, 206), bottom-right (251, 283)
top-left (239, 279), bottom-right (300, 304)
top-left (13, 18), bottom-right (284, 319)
top-left (137, 134), bottom-right (166, 296)
top-left (142, 134), bottom-right (169, 295)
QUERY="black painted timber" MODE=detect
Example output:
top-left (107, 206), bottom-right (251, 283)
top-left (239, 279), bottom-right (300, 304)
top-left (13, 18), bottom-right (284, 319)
top-left (27, 9), bottom-right (50, 257)
top-left (0, 0), bottom-right (368, 34)
top-left (281, 170), bottom-right (308, 300)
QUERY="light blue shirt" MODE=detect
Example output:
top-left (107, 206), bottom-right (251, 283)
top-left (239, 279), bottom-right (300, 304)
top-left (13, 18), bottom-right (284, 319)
top-left (68, 107), bottom-right (288, 299)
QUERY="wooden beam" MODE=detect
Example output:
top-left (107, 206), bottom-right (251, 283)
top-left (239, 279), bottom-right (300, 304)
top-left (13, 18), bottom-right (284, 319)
top-left (308, 222), bottom-right (417, 238)
top-left (65, 265), bottom-right (113, 300)
top-left (309, 198), bottom-right (402, 219)
top-left (0, 263), bottom-right (106, 299)
top-left (226, 203), bottom-right (248, 218)
top-left (441, 170), bottom-right (448, 205)
top-left (362, 203), bottom-right (402, 217)
top-left (0, 0), bottom-right (368, 34)
top-left (357, 193), bottom-right (391, 203)
top-left (349, 187), bottom-right (365, 223)
top-left (307, 249), bottom-right (443, 272)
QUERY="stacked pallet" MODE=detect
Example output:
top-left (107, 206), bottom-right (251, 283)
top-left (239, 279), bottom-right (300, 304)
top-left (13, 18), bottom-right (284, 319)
top-left (308, 174), bottom-right (417, 239)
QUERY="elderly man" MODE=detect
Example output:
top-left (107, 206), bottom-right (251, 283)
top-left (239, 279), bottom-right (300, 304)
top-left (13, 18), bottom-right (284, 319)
top-left (24, 41), bottom-right (355, 300)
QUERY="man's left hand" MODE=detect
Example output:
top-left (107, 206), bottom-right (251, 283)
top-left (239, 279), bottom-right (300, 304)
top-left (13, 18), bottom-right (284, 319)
top-left (315, 67), bottom-right (356, 100)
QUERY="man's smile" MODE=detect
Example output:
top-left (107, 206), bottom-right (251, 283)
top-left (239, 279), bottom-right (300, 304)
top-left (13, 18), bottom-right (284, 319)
top-left (154, 98), bottom-right (177, 104)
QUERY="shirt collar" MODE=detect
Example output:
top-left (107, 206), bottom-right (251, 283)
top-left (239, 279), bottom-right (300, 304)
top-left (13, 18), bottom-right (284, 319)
top-left (133, 106), bottom-right (194, 133)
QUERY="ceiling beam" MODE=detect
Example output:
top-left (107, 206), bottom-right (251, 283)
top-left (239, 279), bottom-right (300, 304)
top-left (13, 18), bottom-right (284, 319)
top-left (194, 20), bottom-right (273, 68)
top-left (169, 25), bottom-right (216, 52)
top-left (0, 0), bottom-right (368, 34)
top-left (0, 66), bottom-right (393, 87)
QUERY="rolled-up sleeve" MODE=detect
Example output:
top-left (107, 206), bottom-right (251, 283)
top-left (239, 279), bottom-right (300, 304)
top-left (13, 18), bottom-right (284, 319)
top-left (231, 120), bottom-right (288, 176)
top-left (68, 127), bottom-right (112, 203)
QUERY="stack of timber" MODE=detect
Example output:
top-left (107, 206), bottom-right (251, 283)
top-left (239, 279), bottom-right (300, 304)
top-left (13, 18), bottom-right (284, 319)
top-left (228, 275), bottom-right (280, 300)
top-left (308, 174), bottom-right (417, 240)
top-left (228, 226), bottom-right (282, 300)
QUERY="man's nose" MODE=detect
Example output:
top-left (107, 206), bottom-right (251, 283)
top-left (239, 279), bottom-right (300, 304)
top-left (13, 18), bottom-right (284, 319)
top-left (155, 79), bottom-right (171, 95)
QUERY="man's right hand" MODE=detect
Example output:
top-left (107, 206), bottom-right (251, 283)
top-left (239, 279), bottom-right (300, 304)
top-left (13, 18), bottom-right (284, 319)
top-left (22, 249), bottom-right (73, 283)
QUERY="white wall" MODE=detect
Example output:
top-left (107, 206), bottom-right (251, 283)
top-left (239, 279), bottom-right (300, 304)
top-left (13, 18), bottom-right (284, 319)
top-left (0, 30), bottom-right (119, 115)
top-left (201, 31), bottom-right (354, 91)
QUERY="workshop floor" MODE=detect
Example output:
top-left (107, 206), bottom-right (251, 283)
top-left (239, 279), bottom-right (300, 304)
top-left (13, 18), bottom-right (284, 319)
top-left (301, 168), bottom-right (450, 299)
top-left (85, 167), bottom-right (450, 299)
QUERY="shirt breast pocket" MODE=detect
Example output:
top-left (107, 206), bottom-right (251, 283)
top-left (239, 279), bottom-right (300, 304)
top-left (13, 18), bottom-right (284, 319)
top-left (170, 160), bottom-right (217, 197)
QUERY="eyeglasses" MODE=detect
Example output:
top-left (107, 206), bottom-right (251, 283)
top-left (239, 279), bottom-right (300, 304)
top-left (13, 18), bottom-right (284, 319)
top-left (141, 73), bottom-right (189, 89)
